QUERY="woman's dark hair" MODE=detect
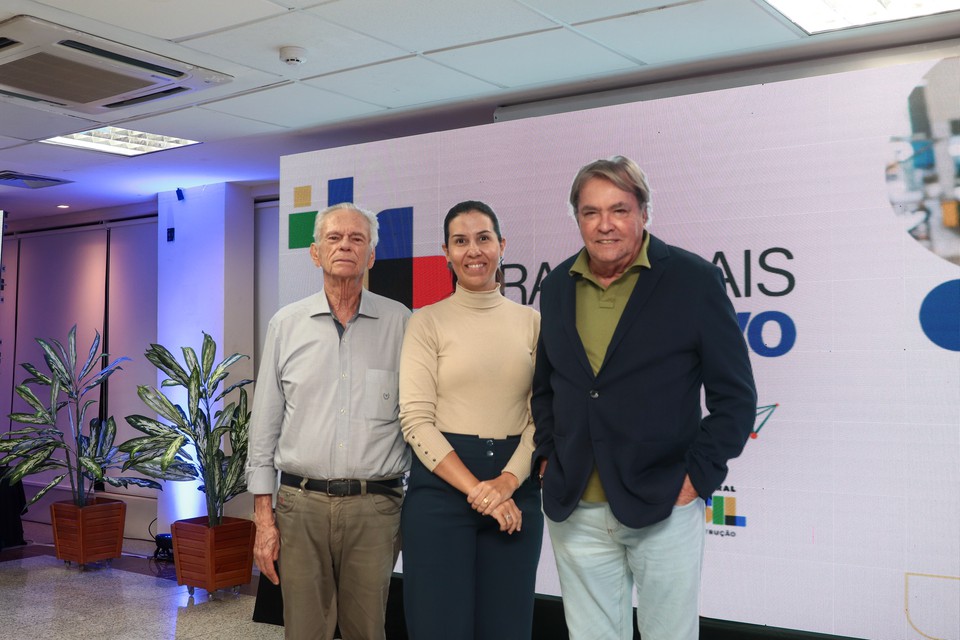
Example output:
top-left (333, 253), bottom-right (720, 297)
top-left (443, 200), bottom-right (502, 244)
top-left (443, 200), bottom-right (505, 294)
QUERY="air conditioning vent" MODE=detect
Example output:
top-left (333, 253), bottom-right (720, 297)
top-left (0, 170), bottom-right (72, 189)
top-left (58, 39), bottom-right (186, 78)
top-left (0, 15), bottom-right (232, 114)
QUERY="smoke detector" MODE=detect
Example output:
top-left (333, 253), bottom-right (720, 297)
top-left (279, 46), bottom-right (306, 66)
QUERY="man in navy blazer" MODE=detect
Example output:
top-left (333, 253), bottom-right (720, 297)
top-left (532, 156), bottom-right (757, 640)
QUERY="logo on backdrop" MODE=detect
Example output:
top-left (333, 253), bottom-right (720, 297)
top-left (287, 177), bottom-right (452, 309)
top-left (706, 486), bottom-right (746, 537)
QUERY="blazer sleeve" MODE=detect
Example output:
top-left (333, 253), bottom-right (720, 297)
top-left (685, 266), bottom-right (758, 498)
top-left (531, 330), bottom-right (556, 475)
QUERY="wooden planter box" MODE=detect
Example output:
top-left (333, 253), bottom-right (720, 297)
top-left (171, 516), bottom-right (256, 594)
top-left (50, 496), bottom-right (126, 566)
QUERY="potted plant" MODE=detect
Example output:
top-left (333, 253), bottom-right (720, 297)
top-left (122, 333), bottom-right (254, 594)
top-left (0, 325), bottom-right (163, 566)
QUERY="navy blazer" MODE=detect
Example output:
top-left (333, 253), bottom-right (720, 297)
top-left (532, 234), bottom-right (757, 529)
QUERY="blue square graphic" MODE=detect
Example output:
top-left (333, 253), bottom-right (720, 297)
top-left (376, 207), bottom-right (413, 260)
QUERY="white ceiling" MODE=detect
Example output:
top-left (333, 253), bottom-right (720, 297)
top-left (1, 0), bottom-right (959, 225)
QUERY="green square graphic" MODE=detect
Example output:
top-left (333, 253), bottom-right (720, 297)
top-left (712, 497), bottom-right (725, 525)
top-left (289, 211), bottom-right (317, 249)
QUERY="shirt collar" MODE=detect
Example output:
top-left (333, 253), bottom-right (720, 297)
top-left (307, 289), bottom-right (380, 319)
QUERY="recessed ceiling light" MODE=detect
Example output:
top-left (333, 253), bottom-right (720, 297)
top-left (765, 0), bottom-right (960, 34)
top-left (57, 204), bottom-right (70, 209)
top-left (40, 126), bottom-right (200, 157)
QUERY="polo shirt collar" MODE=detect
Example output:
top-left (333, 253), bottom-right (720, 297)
top-left (570, 231), bottom-right (652, 284)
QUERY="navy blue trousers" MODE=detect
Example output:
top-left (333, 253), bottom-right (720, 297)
top-left (401, 433), bottom-right (543, 640)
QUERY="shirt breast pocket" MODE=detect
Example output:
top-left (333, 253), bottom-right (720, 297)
top-left (364, 369), bottom-right (400, 422)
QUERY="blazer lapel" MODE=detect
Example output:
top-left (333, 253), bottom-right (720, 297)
top-left (559, 267), bottom-right (596, 379)
top-left (600, 235), bottom-right (670, 371)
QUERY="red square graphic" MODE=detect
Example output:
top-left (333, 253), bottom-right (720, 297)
top-left (413, 256), bottom-right (454, 309)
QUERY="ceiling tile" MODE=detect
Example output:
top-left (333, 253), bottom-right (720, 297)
top-left (0, 134), bottom-right (25, 150)
top-left (0, 140), bottom-right (123, 174)
top-left (183, 11), bottom-right (409, 77)
top-left (303, 57), bottom-right (500, 109)
top-left (0, 100), bottom-right (100, 141)
top-left (518, 0), bottom-right (689, 25)
top-left (306, 0), bottom-right (557, 52)
top-left (575, 0), bottom-right (801, 64)
top-left (199, 83), bottom-right (385, 128)
top-left (122, 107), bottom-right (288, 143)
top-left (27, 0), bottom-right (287, 39)
top-left (429, 29), bottom-right (637, 88)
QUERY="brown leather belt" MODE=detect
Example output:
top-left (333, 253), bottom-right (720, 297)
top-left (280, 472), bottom-right (403, 497)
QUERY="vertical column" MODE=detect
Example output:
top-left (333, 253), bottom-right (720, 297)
top-left (156, 183), bottom-right (255, 531)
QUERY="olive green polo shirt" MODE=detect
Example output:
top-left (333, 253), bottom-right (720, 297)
top-left (570, 233), bottom-right (651, 502)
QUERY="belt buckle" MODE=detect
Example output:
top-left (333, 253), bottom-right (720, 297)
top-left (326, 479), bottom-right (351, 496)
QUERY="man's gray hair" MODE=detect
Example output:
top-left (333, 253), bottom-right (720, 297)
top-left (568, 155), bottom-right (653, 224)
top-left (313, 202), bottom-right (380, 247)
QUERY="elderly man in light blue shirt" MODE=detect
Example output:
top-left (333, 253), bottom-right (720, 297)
top-left (247, 202), bottom-right (411, 640)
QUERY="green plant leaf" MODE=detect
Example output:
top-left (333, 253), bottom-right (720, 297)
top-left (78, 434), bottom-right (91, 456)
top-left (48, 374), bottom-right (62, 423)
top-left (213, 378), bottom-right (253, 403)
top-left (2, 426), bottom-right (47, 437)
top-left (79, 456), bottom-right (104, 481)
top-left (6, 447), bottom-right (56, 484)
top-left (96, 417), bottom-right (117, 457)
top-left (123, 414), bottom-right (173, 438)
top-left (200, 333), bottom-right (216, 383)
top-left (132, 460), bottom-right (197, 482)
top-left (187, 366), bottom-right (202, 424)
top-left (77, 399), bottom-right (97, 433)
top-left (182, 345), bottom-right (200, 379)
top-left (144, 344), bottom-right (190, 386)
top-left (11, 437), bottom-right (62, 455)
top-left (81, 356), bottom-right (130, 396)
top-left (7, 412), bottom-right (53, 426)
top-left (20, 362), bottom-right (52, 386)
top-left (36, 337), bottom-right (71, 391)
top-left (77, 327), bottom-right (101, 380)
top-left (14, 383), bottom-right (48, 415)
top-left (208, 354), bottom-right (248, 393)
top-left (67, 325), bottom-right (79, 375)
top-left (104, 476), bottom-right (163, 490)
top-left (160, 435), bottom-right (186, 471)
top-left (136, 385), bottom-right (187, 427)
top-left (222, 453), bottom-right (246, 502)
top-left (24, 474), bottom-right (67, 507)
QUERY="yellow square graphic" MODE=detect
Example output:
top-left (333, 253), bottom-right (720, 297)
top-left (293, 186), bottom-right (312, 208)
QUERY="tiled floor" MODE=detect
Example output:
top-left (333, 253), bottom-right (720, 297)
top-left (0, 521), bottom-right (283, 640)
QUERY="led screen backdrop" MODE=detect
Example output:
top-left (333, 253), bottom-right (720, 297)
top-left (278, 56), bottom-right (960, 640)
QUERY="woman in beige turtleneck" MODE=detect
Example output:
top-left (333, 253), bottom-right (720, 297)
top-left (399, 201), bottom-right (542, 640)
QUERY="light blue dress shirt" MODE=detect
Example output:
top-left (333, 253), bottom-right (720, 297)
top-left (246, 289), bottom-right (411, 495)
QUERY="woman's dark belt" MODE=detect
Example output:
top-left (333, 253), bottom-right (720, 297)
top-left (280, 472), bottom-right (403, 497)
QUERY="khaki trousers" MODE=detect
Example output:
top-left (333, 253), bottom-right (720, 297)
top-left (275, 483), bottom-right (402, 640)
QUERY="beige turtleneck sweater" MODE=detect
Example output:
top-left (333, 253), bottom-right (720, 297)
top-left (399, 284), bottom-right (540, 482)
